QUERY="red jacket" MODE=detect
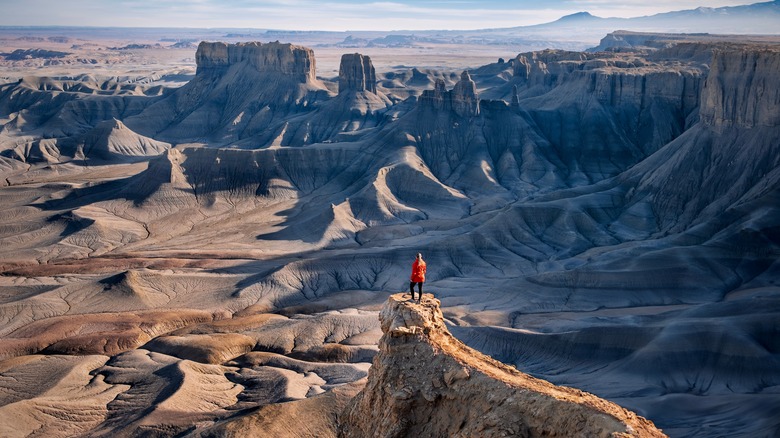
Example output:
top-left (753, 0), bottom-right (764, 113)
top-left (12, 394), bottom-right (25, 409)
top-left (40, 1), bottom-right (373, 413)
top-left (410, 259), bottom-right (426, 282)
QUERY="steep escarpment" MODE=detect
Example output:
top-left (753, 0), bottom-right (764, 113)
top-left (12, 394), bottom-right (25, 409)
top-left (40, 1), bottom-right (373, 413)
top-left (339, 294), bottom-right (666, 438)
top-left (195, 41), bottom-right (317, 82)
top-left (699, 47), bottom-right (780, 128)
top-left (449, 46), bottom-right (780, 294)
top-left (405, 48), bottom-right (702, 195)
top-left (124, 41), bottom-right (331, 145)
top-left (626, 46), bottom-right (780, 233)
top-left (339, 53), bottom-right (376, 94)
top-left (444, 45), bottom-right (780, 328)
top-left (511, 50), bottom-right (703, 179)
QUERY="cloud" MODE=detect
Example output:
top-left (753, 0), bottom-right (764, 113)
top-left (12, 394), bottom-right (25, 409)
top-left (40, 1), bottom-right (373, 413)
top-left (0, 0), bottom-right (763, 29)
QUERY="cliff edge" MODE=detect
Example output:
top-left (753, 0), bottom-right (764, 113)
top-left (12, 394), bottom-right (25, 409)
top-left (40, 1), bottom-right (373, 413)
top-left (339, 294), bottom-right (666, 438)
top-left (195, 41), bottom-right (316, 82)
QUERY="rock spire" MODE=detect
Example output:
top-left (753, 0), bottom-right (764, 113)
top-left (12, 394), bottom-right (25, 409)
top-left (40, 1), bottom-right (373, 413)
top-left (451, 70), bottom-right (479, 117)
top-left (417, 71), bottom-right (480, 117)
top-left (339, 53), bottom-right (377, 94)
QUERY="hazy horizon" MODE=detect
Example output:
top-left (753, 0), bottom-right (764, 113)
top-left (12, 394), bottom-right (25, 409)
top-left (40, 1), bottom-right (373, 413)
top-left (0, 0), bottom-right (766, 32)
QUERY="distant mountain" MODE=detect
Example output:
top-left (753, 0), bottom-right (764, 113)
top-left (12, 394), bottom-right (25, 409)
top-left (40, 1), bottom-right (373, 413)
top-left (649, 0), bottom-right (779, 19)
top-left (477, 1), bottom-right (780, 44)
top-left (630, 0), bottom-right (780, 33)
top-left (543, 11), bottom-right (613, 26)
top-left (521, 1), bottom-right (779, 29)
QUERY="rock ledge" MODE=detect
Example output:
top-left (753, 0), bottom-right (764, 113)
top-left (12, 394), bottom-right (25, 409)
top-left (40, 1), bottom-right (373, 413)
top-left (339, 293), bottom-right (666, 438)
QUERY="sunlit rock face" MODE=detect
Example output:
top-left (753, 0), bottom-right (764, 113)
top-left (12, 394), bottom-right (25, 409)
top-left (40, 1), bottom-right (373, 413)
top-left (339, 294), bottom-right (666, 438)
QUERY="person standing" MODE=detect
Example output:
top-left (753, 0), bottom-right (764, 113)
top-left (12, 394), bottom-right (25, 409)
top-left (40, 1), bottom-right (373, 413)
top-left (409, 253), bottom-right (427, 302)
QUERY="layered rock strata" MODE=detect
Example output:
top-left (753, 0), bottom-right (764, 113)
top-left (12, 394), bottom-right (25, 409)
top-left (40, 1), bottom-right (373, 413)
top-left (339, 294), bottom-right (666, 438)
top-left (700, 47), bottom-right (780, 128)
top-left (418, 71), bottom-right (479, 117)
top-left (512, 49), bottom-right (701, 113)
top-left (195, 41), bottom-right (316, 82)
top-left (339, 53), bottom-right (377, 94)
top-left (627, 46), bottom-right (780, 232)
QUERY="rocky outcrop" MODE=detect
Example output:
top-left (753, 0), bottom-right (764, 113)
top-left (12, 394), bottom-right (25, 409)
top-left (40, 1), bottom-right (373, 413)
top-left (622, 46), bottom-right (780, 233)
top-left (418, 71), bottom-right (479, 117)
top-left (339, 294), bottom-right (666, 438)
top-left (451, 71), bottom-right (479, 117)
top-left (339, 53), bottom-right (377, 94)
top-left (125, 41), bottom-right (330, 145)
top-left (506, 49), bottom-right (703, 182)
top-left (699, 47), bottom-right (780, 128)
top-left (511, 49), bottom-right (702, 108)
top-left (589, 31), bottom-right (679, 52)
top-left (512, 50), bottom-right (590, 89)
top-left (5, 49), bottom-right (70, 60)
top-left (195, 41), bottom-right (316, 82)
top-left (316, 52), bottom-right (390, 133)
top-left (510, 84), bottom-right (520, 109)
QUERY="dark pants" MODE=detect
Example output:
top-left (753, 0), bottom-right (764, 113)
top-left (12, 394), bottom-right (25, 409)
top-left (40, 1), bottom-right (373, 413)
top-left (409, 281), bottom-right (423, 300)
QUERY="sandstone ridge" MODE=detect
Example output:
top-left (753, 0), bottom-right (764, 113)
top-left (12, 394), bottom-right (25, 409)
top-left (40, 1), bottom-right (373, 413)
top-left (339, 294), bottom-right (666, 438)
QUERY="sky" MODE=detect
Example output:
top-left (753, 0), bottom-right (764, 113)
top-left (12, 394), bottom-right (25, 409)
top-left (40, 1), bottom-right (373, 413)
top-left (0, 0), bottom-right (765, 31)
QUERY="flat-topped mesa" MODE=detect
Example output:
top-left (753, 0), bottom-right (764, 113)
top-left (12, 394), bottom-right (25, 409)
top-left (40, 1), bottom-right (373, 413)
top-left (339, 53), bottom-right (377, 94)
top-left (590, 31), bottom-right (678, 52)
top-left (418, 71), bottom-right (480, 117)
top-left (700, 47), bottom-right (780, 129)
top-left (195, 41), bottom-right (316, 82)
top-left (510, 48), bottom-right (702, 123)
top-left (339, 294), bottom-right (666, 438)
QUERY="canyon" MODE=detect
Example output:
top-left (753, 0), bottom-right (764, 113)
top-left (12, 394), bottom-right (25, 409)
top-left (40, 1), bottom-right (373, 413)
top-left (0, 28), bottom-right (779, 437)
